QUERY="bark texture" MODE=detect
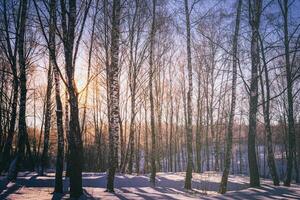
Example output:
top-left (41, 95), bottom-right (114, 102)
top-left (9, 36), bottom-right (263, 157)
top-left (106, 0), bottom-right (121, 192)
top-left (149, 0), bottom-right (157, 186)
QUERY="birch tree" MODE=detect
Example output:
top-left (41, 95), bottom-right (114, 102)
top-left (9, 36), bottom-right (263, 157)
top-left (106, 0), bottom-right (121, 192)
top-left (58, 0), bottom-right (91, 197)
top-left (7, 0), bottom-right (30, 181)
top-left (220, 0), bottom-right (242, 193)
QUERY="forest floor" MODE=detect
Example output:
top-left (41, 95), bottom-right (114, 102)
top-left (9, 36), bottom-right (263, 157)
top-left (1, 171), bottom-right (300, 199)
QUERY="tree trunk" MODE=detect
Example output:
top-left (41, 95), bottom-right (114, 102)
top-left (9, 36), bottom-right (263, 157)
top-left (205, 74), bottom-right (210, 171)
top-left (196, 68), bottom-right (202, 173)
top-left (127, 0), bottom-right (140, 174)
top-left (149, 0), bottom-right (157, 186)
top-left (219, 0), bottom-right (242, 194)
top-left (144, 101), bottom-right (149, 173)
top-left (53, 68), bottom-right (64, 193)
top-left (40, 60), bottom-right (53, 175)
top-left (106, 0), bottom-right (121, 192)
top-left (258, 32), bottom-right (280, 185)
top-left (238, 111), bottom-right (243, 174)
top-left (184, 0), bottom-right (193, 190)
top-left (59, 0), bottom-right (83, 197)
top-left (169, 66), bottom-right (174, 172)
top-left (279, 0), bottom-right (296, 187)
top-left (65, 88), bottom-right (70, 178)
top-left (247, 0), bottom-right (261, 187)
top-left (44, 0), bottom-right (65, 193)
top-left (8, 0), bottom-right (28, 181)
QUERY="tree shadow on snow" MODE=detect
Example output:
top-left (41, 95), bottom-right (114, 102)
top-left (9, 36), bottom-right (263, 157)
top-left (0, 174), bottom-right (38, 199)
top-left (3, 172), bottom-right (300, 199)
top-left (0, 172), bottom-right (248, 199)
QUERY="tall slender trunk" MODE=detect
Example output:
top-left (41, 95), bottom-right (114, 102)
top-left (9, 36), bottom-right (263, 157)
top-left (120, 80), bottom-right (129, 172)
top-left (169, 67), bottom-right (174, 172)
top-left (214, 71), bottom-right (225, 172)
top-left (219, 0), bottom-right (242, 194)
top-left (128, 1), bottom-right (139, 174)
top-left (8, 0), bottom-right (28, 181)
top-left (65, 83), bottom-right (70, 178)
top-left (53, 67), bottom-right (64, 193)
top-left (128, 73), bottom-right (136, 174)
top-left (247, 0), bottom-right (261, 187)
top-left (279, 0), bottom-right (296, 187)
top-left (135, 105), bottom-right (142, 174)
top-left (59, 0), bottom-right (83, 197)
top-left (258, 32), bottom-right (280, 186)
top-left (144, 100), bottom-right (149, 173)
top-left (33, 87), bottom-right (37, 162)
top-left (205, 73), bottom-right (210, 171)
top-left (149, 0), bottom-right (157, 186)
top-left (40, 60), bottom-right (53, 175)
top-left (184, 0), bottom-right (193, 190)
top-left (106, 0), bottom-right (121, 192)
top-left (175, 103), bottom-right (180, 172)
top-left (196, 68), bottom-right (202, 173)
top-left (238, 111), bottom-right (243, 174)
top-left (43, 0), bottom-right (65, 193)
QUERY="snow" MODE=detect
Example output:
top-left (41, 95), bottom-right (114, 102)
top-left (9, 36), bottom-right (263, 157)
top-left (1, 172), bottom-right (300, 199)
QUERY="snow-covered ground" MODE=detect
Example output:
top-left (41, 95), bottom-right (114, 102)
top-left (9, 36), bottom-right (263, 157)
top-left (1, 171), bottom-right (300, 199)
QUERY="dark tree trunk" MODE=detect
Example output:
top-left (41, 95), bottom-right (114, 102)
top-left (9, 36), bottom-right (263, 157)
top-left (0, 77), bottom-right (18, 174)
top-left (54, 64), bottom-right (64, 193)
top-left (59, 0), bottom-right (84, 197)
top-left (247, 0), bottom-right (261, 187)
top-left (8, 0), bottom-right (29, 181)
top-left (65, 88), bottom-right (70, 178)
top-left (258, 32), bottom-right (280, 186)
top-left (149, 0), bottom-right (157, 186)
top-left (0, 0), bottom-right (19, 175)
top-left (184, 0), bottom-right (193, 190)
top-left (43, 0), bottom-right (65, 193)
top-left (279, 0), bottom-right (296, 187)
top-left (196, 68), bottom-right (202, 173)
